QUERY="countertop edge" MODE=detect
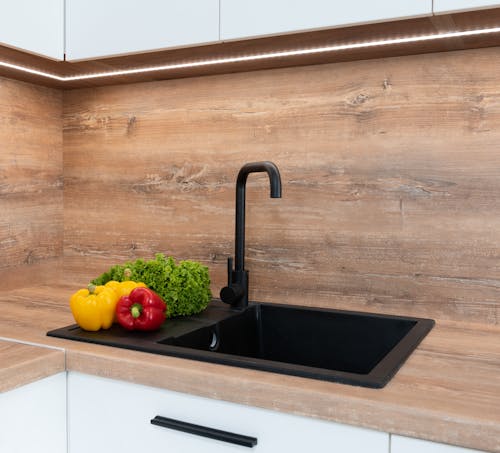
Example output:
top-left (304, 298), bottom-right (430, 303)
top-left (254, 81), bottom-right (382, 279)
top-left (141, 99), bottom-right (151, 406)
top-left (0, 340), bottom-right (65, 394)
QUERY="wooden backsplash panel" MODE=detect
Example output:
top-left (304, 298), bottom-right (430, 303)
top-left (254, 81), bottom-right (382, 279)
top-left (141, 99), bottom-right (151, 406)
top-left (0, 77), bottom-right (62, 269)
top-left (63, 47), bottom-right (500, 325)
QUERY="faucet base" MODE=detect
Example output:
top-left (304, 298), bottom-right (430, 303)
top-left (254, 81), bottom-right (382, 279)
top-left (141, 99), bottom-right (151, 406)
top-left (220, 269), bottom-right (248, 308)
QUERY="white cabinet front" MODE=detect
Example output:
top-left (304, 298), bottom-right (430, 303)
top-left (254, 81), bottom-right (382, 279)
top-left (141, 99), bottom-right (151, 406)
top-left (0, 372), bottom-right (67, 453)
top-left (433, 0), bottom-right (500, 13)
top-left (392, 435), bottom-right (487, 453)
top-left (0, 0), bottom-right (64, 60)
top-left (220, 0), bottom-right (432, 41)
top-left (65, 0), bottom-right (219, 61)
top-left (68, 371), bottom-right (388, 453)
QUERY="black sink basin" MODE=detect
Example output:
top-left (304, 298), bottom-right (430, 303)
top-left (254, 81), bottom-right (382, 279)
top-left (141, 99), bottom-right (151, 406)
top-left (160, 302), bottom-right (434, 387)
top-left (48, 300), bottom-right (434, 388)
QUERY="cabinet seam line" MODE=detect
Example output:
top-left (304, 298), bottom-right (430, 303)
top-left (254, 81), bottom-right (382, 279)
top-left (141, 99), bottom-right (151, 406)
top-left (63, 0), bottom-right (67, 60)
top-left (218, 0), bottom-right (221, 40)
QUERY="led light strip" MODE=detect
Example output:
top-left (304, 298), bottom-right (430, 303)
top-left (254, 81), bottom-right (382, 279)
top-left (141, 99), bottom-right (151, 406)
top-left (3, 26), bottom-right (500, 82)
top-left (0, 60), bottom-right (64, 81)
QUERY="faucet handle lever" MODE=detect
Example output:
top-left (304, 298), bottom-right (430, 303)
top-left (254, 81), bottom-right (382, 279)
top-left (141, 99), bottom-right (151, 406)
top-left (220, 256), bottom-right (247, 307)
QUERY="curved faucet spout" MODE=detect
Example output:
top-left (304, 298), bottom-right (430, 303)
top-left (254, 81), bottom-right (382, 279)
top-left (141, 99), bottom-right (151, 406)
top-left (235, 162), bottom-right (282, 272)
top-left (236, 161), bottom-right (282, 200)
top-left (220, 161), bottom-right (282, 308)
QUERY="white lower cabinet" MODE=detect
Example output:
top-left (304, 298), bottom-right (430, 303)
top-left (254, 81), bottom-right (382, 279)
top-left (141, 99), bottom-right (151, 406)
top-left (1, 371), bottom-right (489, 453)
top-left (67, 371), bottom-right (388, 453)
top-left (0, 372), bottom-right (67, 453)
top-left (392, 435), bottom-right (486, 453)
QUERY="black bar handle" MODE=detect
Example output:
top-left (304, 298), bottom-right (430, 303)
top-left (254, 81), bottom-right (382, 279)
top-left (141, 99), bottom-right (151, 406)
top-left (151, 415), bottom-right (258, 448)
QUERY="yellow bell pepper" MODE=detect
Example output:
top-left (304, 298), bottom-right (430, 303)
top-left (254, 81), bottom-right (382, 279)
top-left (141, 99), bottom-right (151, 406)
top-left (69, 280), bottom-right (147, 331)
top-left (104, 280), bottom-right (146, 299)
top-left (70, 284), bottom-right (120, 331)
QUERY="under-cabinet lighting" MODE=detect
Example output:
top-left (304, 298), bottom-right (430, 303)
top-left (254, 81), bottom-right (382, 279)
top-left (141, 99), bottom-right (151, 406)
top-left (0, 60), bottom-right (64, 80)
top-left (3, 26), bottom-right (500, 82)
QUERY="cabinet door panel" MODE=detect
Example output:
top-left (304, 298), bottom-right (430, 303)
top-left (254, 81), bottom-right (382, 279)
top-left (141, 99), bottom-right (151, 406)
top-left (0, 373), bottom-right (66, 453)
top-left (0, 0), bottom-right (64, 60)
top-left (68, 372), bottom-right (388, 453)
top-left (392, 435), bottom-right (486, 453)
top-left (433, 0), bottom-right (500, 14)
top-left (220, 0), bottom-right (432, 41)
top-left (65, 0), bottom-right (219, 61)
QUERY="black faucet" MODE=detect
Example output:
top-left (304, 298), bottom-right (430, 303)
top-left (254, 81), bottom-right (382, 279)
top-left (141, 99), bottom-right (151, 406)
top-left (220, 161), bottom-right (282, 308)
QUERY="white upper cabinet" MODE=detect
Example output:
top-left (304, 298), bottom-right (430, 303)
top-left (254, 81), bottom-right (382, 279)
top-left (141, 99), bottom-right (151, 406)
top-left (0, 0), bottom-right (64, 60)
top-left (65, 0), bottom-right (219, 61)
top-left (2, 1), bottom-right (497, 63)
top-left (220, 0), bottom-right (433, 41)
top-left (433, 0), bottom-right (500, 14)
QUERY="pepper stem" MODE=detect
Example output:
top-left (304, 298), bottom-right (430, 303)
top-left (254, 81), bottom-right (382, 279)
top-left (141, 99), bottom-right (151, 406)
top-left (124, 268), bottom-right (133, 280)
top-left (87, 284), bottom-right (97, 294)
top-left (131, 303), bottom-right (143, 319)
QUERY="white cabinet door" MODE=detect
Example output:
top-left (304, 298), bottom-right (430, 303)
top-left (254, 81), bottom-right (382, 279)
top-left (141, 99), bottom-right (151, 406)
top-left (220, 0), bottom-right (432, 41)
top-left (433, 0), bottom-right (500, 14)
top-left (65, 0), bottom-right (219, 61)
top-left (0, 0), bottom-right (64, 60)
top-left (68, 371), bottom-right (388, 453)
top-left (0, 372), bottom-right (67, 453)
top-left (392, 435), bottom-right (486, 453)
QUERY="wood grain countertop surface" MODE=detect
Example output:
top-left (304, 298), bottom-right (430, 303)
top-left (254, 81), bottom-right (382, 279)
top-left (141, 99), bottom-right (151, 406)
top-left (0, 340), bottom-right (65, 393)
top-left (0, 263), bottom-right (499, 453)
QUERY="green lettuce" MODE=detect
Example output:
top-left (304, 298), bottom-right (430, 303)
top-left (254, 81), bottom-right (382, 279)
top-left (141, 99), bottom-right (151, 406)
top-left (92, 253), bottom-right (212, 317)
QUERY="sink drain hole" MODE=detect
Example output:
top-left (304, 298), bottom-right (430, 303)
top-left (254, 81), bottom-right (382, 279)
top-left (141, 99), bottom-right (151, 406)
top-left (209, 330), bottom-right (219, 351)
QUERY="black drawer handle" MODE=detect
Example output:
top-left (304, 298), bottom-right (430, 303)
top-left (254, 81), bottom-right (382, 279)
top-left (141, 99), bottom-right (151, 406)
top-left (151, 415), bottom-right (258, 448)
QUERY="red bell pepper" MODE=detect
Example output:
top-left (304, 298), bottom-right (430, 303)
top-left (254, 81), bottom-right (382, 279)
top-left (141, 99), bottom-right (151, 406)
top-left (116, 287), bottom-right (166, 331)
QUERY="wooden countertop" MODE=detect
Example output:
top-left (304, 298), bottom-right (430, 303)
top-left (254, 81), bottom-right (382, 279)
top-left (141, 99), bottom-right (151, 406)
top-left (0, 340), bottom-right (64, 393)
top-left (0, 265), bottom-right (499, 452)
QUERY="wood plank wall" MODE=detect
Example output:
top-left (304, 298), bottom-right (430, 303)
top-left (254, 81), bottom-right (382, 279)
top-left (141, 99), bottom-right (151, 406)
top-left (0, 77), bottom-right (63, 270)
top-left (63, 46), bottom-right (500, 325)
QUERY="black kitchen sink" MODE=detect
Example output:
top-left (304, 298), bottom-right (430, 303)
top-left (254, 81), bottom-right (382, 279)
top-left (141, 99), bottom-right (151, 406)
top-left (48, 300), bottom-right (433, 388)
